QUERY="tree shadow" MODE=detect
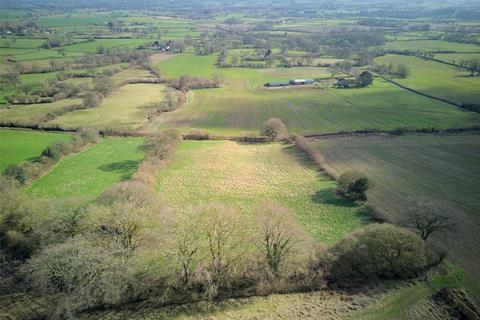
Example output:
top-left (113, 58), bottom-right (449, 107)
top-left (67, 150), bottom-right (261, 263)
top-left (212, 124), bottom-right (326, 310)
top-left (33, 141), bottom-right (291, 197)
top-left (281, 144), bottom-right (317, 168)
top-left (311, 187), bottom-right (360, 208)
top-left (98, 160), bottom-right (139, 180)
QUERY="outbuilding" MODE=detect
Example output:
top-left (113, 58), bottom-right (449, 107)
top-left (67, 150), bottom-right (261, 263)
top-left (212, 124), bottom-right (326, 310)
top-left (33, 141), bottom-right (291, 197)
top-left (290, 79), bottom-right (314, 85)
top-left (264, 81), bottom-right (291, 87)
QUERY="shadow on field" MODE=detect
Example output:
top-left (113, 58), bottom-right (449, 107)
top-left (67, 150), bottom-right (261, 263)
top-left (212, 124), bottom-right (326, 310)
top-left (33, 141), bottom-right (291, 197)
top-left (281, 144), bottom-right (316, 168)
top-left (311, 188), bottom-right (359, 208)
top-left (98, 160), bottom-right (139, 180)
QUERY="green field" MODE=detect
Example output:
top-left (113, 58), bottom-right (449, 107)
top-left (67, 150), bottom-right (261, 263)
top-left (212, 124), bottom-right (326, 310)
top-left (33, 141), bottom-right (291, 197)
top-left (156, 77), bottom-right (480, 135)
top-left (28, 137), bottom-right (144, 197)
top-left (0, 129), bottom-right (70, 173)
top-left (383, 40), bottom-right (480, 52)
top-left (49, 84), bottom-right (169, 130)
top-left (433, 52), bottom-right (480, 64)
top-left (375, 54), bottom-right (480, 106)
top-left (312, 134), bottom-right (480, 278)
top-left (156, 140), bottom-right (369, 243)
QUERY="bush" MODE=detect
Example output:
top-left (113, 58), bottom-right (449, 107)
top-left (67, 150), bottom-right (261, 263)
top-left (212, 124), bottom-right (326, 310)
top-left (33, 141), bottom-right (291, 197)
top-left (78, 127), bottom-right (99, 144)
top-left (337, 171), bottom-right (369, 201)
top-left (4, 164), bottom-right (28, 184)
top-left (25, 236), bottom-right (135, 319)
top-left (261, 118), bottom-right (287, 141)
top-left (41, 142), bottom-right (64, 161)
top-left (82, 92), bottom-right (103, 108)
top-left (329, 224), bottom-right (430, 286)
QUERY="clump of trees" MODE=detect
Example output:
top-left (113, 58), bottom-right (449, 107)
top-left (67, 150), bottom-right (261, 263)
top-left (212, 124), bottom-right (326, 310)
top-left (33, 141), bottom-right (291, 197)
top-left (372, 62), bottom-right (410, 79)
top-left (261, 118), bottom-right (288, 141)
top-left (459, 59), bottom-right (480, 77)
top-left (337, 171), bottom-right (370, 201)
top-left (176, 74), bottom-right (224, 91)
top-left (133, 129), bottom-right (182, 188)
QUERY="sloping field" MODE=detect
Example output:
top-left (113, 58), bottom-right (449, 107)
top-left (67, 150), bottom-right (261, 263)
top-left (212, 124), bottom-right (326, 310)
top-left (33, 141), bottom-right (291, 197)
top-left (0, 129), bottom-right (70, 173)
top-left (311, 134), bottom-right (480, 278)
top-left (156, 77), bottom-right (480, 135)
top-left (375, 55), bottom-right (480, 105)
top-left (28, 137), bottom-right (144, 197)
top-left (0, 99), bottom-right (82, 123)
top-left (157, 140), bottom-right (369, 243)
top-left (49, 84), bottom-right (169, 130)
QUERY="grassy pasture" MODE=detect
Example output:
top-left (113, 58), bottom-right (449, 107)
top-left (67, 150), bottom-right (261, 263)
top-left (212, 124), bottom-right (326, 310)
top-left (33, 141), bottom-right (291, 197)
top-left (375, 54), bottom-right (480, 105)
top-left (311, 134), bottom-right (480, 278)
top-left (383, 40), bottom-right (480, 52)
top-left (0, 98), bottom-right (82, 123)
top-left (155, 53), bottom-right (480, 135)
top-left (49, 84), bottom-right (168, 130)
top-left (156, 140), bottom-right (369, 243)
top-left (10, 49), bottom-right (85, 62)
top-left (0, 129), bottom-right (70, 173)
top-left (28, 137), bottom-right (144, 197)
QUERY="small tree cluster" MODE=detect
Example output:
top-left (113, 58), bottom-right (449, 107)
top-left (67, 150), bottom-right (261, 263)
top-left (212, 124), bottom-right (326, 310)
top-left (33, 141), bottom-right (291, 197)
top-left (328, 223), bottom-right (432, 287)
top-left (337, 171), bottom-right (370, 201)
top-left (261, 118), bottom-right (288, 141)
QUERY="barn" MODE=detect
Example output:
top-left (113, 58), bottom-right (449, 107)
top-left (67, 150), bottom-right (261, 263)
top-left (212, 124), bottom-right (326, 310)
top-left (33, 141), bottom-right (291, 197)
top-left (264, 81), bottom-right (291, 87)
top-left (290, 79), bottom-right (314, 85)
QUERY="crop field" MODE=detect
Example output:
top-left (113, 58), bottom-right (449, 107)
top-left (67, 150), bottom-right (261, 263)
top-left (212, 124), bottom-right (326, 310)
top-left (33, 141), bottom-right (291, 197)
top-left (0, 98), bottom-right (82, 123)
top-left (383, 40), bottom-right (480, 52)
top-left (48, 84), bottom-right (169, 130)
top-left (157, 140), bottom-right (370, 243)
top-left (28, 137), bottom-right (144, 197)
top-left (375, 54), bottom-right (480, 106)
top-left (311, 133), bottom-right (480, 278)
top-left (156, 77), bottom-right (480, 135)
top-left (0, 129), bottom-right (70, 173)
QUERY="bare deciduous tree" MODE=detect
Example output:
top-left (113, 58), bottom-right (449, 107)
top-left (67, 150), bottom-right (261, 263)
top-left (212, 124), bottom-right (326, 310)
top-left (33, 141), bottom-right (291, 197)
top-left (174, 211), bottom-right (202, 286)
top-left (255, 202), bottom-right (300, 276)
top-left (403, 200), bottom-right (456, 241)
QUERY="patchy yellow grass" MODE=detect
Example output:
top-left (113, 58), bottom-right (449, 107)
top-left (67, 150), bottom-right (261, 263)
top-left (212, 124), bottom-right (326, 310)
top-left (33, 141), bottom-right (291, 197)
top-left (156, 140), bottom-right (370, 243)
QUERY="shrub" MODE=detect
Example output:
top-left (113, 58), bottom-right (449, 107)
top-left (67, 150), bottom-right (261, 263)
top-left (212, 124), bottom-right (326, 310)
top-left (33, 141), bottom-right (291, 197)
top-left (4, 164), bottom-right (28, 184)
top-left (82, 92), bottom-right (103, 108)
top-left (78, 127), bottom-right (99, 144)
top-left (337, 171), bottom-right (369, 201)
top-left (328, 224), bottom-right (430, 286)
top-left (261, 118), bottom-right (287, 141)
top-left (24, 236), bottom-right (135, 319)
top-left (41, 142), bottom-right (64, 161)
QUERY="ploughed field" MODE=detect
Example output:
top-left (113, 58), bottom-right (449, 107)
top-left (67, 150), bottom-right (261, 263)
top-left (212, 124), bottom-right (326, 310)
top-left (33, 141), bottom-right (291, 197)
top-left (311, 133), bottom-right (480, 279)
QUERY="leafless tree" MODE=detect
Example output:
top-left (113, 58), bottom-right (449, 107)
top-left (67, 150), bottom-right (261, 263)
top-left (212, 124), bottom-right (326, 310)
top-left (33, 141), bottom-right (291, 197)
top-left (403, 200), bottom-right (456, 241)
top-left (255, 202), bottom-right (300, 276)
